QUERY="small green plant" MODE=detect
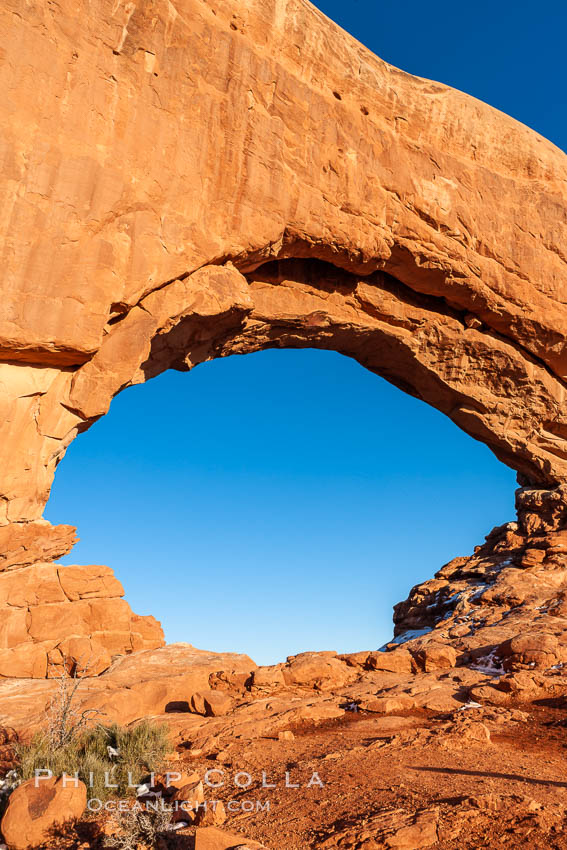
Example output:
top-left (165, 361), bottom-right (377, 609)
top-left (17, 720), bottom-right (170, 801)
top-left (103, 807), bottom-right (172, 850)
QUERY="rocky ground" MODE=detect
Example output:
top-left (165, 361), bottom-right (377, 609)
top-left (4, 667), bottom-right (567, 849)
top-left (4, 486), bottom-right (567, 847)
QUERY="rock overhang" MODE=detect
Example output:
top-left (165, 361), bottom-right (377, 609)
top-left (1, 0), bottom-right (566, 523)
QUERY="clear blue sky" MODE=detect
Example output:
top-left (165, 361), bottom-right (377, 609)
top-left (46, 0), bottom-right (566, 665)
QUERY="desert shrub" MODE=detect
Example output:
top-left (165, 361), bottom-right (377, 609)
top-left (17, 720), bottom-right (170, 801)
top-left (45, 657), bottom-right (104, 749)
top-left (103, 807), bottom-right (172, 850)
top-left (17, 657), bottom-right (170, 801)
top-left (95, 721), bottom-right (171, 776)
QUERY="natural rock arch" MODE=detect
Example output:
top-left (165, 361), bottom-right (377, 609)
top-left (1, 0), bottom-right (567, 530)
top-left (1, 0), bottom-right (567, 682)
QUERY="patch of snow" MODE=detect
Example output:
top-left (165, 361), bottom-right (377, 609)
top-left (470, 649), bottom-right (504, 676)
top-left (445, 591), bottom-right (463, 604)
top-left (384, 628), bottom-right (433, 649)
top-left (469, 586), bottom-right (488, 602)
top-left (0, 770), bottom-right (19, 800)
top-left (458, 701), bottom-right (482, 711)
top-left (136, 783), bottom-right (161, 798)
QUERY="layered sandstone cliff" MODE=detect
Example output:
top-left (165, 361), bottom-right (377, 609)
top-left (0, 542), bottom-right (164, 678)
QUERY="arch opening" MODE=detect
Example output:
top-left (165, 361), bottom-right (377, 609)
top-left (45, 347), bottom-right (516, 666)
top-left (0, 254), bottom-right (565, 682)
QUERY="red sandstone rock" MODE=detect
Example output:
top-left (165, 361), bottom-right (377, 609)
top-left (0, 563), bottom-right (164, 678)
top-left (0, 642), bottom-right (49, 679)
top-left (414, 643), bottom-right (458, 672)
top-left (360, 695), bottom-right (416, 714)
top-left (196, 800), bottom-right (227, 827)
top-left (1, 0), bottom-right (567, 780)
top-left (497, 632), bottom-right (562, 670)
top-left (0, 0), bottom-right (566, 528)
top-left (0, 563), bottom-right (66, 607)
top-left (0, 522), bottom-right (77, 571)
top-left (0, 776), bottom-right (86, 849)
top-left (191, 691), bottom-right (234, 717)
top-left (209, 670), bottom-right (253, 691)
top-left (282, 652), bottom-right (352, 689)
top-left (251, 665), bottom-right (286, 689)
top-left (57, 564), bottom-right (124, 601)
top-left (367, 649), bottom-right (415, 674)
top-left (171, 778), bottom-right (205, 823)
top-left (318, 806), bottom-right (439, 849)
top-left (47, 637), bottom-right (113, 677)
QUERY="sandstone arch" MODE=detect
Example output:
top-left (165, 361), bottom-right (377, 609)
top-left (1, 0), bottom-right (567, 680)
top-left (1, 0), bottom-right (567, 530)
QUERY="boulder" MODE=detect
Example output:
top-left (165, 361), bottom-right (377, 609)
top-left (497, 632), bottom-right (561, 670)
top-left (251, 665), bottom-right (286, 689)
top-left (191, 691), bottom-right (234, 717)
top-left (171, 778), bottom-right (205, 823)
top-left (47, 636), bottom-right (112, 676)
top-left (282, 652), bottom-right (351, 689)
top-left (0, 776), bottom-right (86, 849)
top-left (166, 769), bottom-right (200, 792)
top-left (196, 800), bottom-right (227, 827)
top-left (359, 695), bottom-right (416, 714)
top-left (339, 651), bottom-right (370, 668)
top-left (367, 649), bottom-right (414, 674)
top-left (413, 643), bottom-right (457, 672)
top-left (209, 670), bottom-right (253, 691)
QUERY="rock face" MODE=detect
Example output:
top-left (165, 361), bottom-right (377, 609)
top-left (0, 0), bottom-right (567, 677)
top-left (393, 486), bottom-right (567, 677)
top-left (0, 555), bottom-right (164, 678)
